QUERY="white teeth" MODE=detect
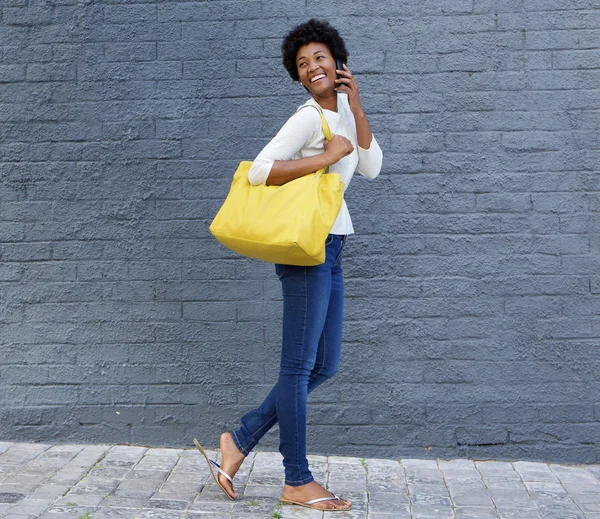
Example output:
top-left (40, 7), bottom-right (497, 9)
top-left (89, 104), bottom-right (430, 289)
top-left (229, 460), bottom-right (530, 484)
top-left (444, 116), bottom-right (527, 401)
top-left (311, 74), bottom-right (326, 83)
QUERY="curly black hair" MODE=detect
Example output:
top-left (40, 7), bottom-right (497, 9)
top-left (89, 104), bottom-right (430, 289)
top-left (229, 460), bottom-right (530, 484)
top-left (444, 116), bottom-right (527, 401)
top-left (281, 19), bottom-right (349, 82)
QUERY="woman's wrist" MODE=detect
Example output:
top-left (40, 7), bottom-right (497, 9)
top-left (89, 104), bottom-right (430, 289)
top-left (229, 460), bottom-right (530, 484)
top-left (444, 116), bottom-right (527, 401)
top-left (353, 110), bottom-right (373, 150)
top-left (352, 107), bottom-right (366, 119)
top-left (321, 150), bottom-right (336, 168)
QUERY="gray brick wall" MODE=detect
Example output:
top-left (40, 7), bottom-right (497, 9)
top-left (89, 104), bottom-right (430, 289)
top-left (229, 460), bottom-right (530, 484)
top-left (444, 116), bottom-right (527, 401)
top-left (1, 0), bottom-right (599, 464)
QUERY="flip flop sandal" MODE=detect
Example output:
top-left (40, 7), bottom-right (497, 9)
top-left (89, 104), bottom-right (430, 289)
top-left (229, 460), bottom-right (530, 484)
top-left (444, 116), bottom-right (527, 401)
top-left (193, 438), bottom-right (236, 500)
top-left (280, 491), bottom-right (352, 511)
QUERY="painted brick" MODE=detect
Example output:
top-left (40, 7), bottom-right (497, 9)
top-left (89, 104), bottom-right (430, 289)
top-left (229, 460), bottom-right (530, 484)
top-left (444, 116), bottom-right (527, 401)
top-left (104, 42), bottom-right (156, 62)
top-left (525, 0), bottom-right (600, 11)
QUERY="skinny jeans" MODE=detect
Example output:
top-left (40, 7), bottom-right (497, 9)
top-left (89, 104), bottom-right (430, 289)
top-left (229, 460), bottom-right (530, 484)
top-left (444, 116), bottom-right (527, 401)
top-left (231, 234), bottom-right (346, 486)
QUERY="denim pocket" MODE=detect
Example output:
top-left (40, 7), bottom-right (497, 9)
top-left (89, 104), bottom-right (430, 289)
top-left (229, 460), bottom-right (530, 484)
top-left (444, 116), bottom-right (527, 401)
top-left (325, 234), bottom-right (334, 246)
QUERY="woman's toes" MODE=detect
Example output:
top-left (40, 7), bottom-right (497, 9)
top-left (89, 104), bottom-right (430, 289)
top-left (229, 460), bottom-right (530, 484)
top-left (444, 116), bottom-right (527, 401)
top-left (331, 498), bottom-right (351, 510)
top-left (218, 476), bottom-right (237, 499)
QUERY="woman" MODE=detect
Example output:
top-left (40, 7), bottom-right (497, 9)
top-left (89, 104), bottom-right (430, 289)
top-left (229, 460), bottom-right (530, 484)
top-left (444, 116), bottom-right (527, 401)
top-left (195, 18), bottom-right (382, 512)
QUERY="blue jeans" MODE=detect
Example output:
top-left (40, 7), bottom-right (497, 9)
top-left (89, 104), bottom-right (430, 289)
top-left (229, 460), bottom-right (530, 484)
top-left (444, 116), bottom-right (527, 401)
top-left (231, 234), bottom-right (346, 486)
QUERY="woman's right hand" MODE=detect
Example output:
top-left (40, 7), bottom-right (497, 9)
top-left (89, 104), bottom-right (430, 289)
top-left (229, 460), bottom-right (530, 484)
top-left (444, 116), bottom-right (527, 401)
top-left (323, 135), bottom-right (354, 164)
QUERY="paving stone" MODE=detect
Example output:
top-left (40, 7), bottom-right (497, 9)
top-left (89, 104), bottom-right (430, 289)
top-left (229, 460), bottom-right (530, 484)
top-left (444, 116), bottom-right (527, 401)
top-left (550, 465), bottom-right (600, 484)
top-left (476, 461), bottom-right (521, 479)
top-left (28, 483), bottom-right (73, 500)
top-left (0, 493), bottom-right (27, 504)
top-left (497, 509), bottom-right (542, 519)
top-left (330, 470), bottom-right (368, 484)
top-left (240, 483), bottom-right (281, 498)
top-left (513, 462), bottom-right (560, 483)
top-left (411, 503), bottom-right (455, 518)
top-left (5, 498), bottom-right (54, 515)
top-left (132, 509), bottom-right (186, 518)
top-left (69, 483), bottom-right (117, 496)
top-left (569, 488), bottom-right (600, 503)
top-left (407, 483), bottom-right (449, 498)
top-left (153, 481), bottom-right (201, 497)
top-left (5, 473), bottom-right (51, 486)
top-left (147, 497), bottom-right (190, 509)
top-left (183, 514), bottom-right (231, 519)
top-left (445, 476), bottom-right (487, 490)
top-left (246, 472), bottom-right (285, 486)
top-left (51, 470), bottom-right (88, 485)
top-left (410, 489), bottom-right (453, 506)
top-left (234, 496), bottom-right (276, 515)
top-left (329, 479), bottom-right (368, 492)
top-left (488, 487), bottom-right (538, 509)
top-left (55, 494), bottom-right (105, 507)
top-left (187, 500), bottom-right (235, 513)
top-left (117, 478), bottom-right (162, 492)
top-left (438, 459), bottom-right (476, 469)
top-left (406, 475), bottom-right (447, 487)
top-left (484, 478), bottom-right (528, 490)
top-left (367, 479), bottom-right (408, 492)
top-left (528, 488), bottom-right (577, 508)
top-left (0, 465), bottom-right (20, 476)
top-left (16, 464), bottom-right (62, 477)
top-left (454, 507), bottom-right (500, 519)
top-left (368, 491), bottom-right (410, 512)
top-left (449, 490), bottom-right (495, 507)
top-left (111, 488), bottom-right (155, 499)
top-left (579, 502), bottom-right (600, 513)
top-left (40, 504), bottom-right (97, 516)
top-left (540, 510), bottom-right (585, 519)
top-left (89, 467), bottom-right (133, 479)
top-left (89, 507), bottom-right (146, 519)
top-left (0, 485), bottom-right (38, 495)
top-left (99, 495), bottom-right (150, 508)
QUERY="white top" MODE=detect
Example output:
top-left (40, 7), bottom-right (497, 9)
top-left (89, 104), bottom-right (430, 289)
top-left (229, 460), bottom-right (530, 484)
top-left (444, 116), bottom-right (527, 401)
top-left (247, 92), bottom-right (383, 235)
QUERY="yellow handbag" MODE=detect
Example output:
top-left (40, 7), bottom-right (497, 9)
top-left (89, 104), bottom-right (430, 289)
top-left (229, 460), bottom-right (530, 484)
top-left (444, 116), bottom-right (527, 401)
top-left (209, 104), bottom-right (344, 266)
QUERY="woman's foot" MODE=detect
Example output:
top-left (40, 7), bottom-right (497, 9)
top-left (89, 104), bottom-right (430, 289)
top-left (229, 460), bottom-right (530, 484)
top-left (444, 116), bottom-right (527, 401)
top-left (218, 432), bottom-right (246, 499)
top-left (281, 481), bottom-right (352, 510)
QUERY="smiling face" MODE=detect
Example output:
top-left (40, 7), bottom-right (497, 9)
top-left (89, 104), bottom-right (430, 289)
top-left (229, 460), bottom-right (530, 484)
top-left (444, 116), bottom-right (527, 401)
top-left (296, 42), bottom-right (337, 95)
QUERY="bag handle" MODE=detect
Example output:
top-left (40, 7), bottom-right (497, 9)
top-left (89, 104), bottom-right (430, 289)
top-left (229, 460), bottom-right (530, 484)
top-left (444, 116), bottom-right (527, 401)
top-left (295, 103), bottom-right (333, 176)
top-left (296, 103), bottom-right (333, 141)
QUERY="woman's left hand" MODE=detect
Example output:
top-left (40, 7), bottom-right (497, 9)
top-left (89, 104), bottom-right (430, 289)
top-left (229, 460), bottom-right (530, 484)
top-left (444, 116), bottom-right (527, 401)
top-left (335, 64), bottom-right (363, 115)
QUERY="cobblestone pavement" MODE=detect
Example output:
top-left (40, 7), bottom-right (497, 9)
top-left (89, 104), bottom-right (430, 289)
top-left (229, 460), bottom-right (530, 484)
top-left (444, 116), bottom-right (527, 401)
top-left (0, 442), bottom-right (599, 519)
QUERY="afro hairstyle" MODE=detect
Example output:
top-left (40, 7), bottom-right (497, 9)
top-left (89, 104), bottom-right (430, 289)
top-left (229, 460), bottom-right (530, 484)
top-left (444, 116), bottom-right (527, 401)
top-left (281, 18), bottom-right (349, 82)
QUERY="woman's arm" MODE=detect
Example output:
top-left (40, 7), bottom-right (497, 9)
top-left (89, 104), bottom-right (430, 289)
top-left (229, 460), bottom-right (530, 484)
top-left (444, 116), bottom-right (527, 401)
top-left (335, 63), bottom-right (383, 179)
top-left (248, 106), bottom-right (353, 186)
top-left (265, 153), bottom-right (330, 187)
top-left (247, 107), bottom-right (319, 186)
top-left (266, 136), bottom-right (354, 186)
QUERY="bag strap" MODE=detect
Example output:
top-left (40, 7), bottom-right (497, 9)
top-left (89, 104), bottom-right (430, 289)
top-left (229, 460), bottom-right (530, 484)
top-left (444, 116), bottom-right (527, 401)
top-left (296, 103), bottom-right (333, 141)
top-left (294, 103), bottom-right (333, 176)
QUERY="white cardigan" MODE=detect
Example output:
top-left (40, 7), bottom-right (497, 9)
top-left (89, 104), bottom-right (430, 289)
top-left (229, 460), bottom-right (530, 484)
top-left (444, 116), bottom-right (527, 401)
top-left (247, 93), bottom-right (383, 235)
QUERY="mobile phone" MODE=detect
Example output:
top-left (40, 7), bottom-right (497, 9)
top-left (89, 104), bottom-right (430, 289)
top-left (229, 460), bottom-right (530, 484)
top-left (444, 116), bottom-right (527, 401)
top-left (336, 58), bottom-right (346, 93)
